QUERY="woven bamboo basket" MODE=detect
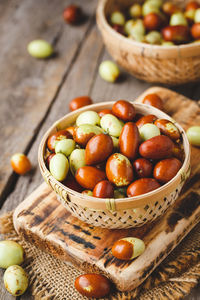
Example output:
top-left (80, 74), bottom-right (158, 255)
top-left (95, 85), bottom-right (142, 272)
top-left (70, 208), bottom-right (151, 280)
top-left (38, 102), bottom-right (190, 229)
top-left (96, 0), bottom-right (200, 85)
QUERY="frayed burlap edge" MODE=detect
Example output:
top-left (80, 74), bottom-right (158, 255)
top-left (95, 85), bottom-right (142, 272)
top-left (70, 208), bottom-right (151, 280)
top-left (0, 212), bottom-right (200, 300)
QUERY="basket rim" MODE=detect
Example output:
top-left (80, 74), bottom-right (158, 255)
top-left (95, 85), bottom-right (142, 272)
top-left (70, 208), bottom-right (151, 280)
top-left (96, 0), bottom-right (200, 59)
top-left (38, 101), bottom-right (191, 211)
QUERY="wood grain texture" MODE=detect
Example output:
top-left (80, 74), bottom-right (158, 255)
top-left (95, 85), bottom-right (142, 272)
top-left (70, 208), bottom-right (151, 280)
top-left (0, 0), bottom-right (96, 204)
top-left (13, 183), bottom-right (200, 292)
top-left (0, 23), bottom-right (104, 215)
top-left (13, 87), bottom-right (200, 292)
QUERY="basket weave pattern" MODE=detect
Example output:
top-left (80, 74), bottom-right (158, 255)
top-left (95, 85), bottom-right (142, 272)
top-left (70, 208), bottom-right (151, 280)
top-left (38, 102), bottom-right (190, 229)
top-left (96, 0), bottom-right (200, 84)
top-left (57, 186), bottom-right (183, 229)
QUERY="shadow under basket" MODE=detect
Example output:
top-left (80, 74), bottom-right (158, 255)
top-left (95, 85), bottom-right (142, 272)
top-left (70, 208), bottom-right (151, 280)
top-left (38, 102), bottom-right (190, 229)
top-left (96, 0), bottom-right (200, 85)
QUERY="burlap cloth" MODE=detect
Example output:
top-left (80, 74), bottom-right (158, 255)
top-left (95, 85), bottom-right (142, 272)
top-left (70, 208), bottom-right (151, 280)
top-left (0, 212), bottom-right (200, 300)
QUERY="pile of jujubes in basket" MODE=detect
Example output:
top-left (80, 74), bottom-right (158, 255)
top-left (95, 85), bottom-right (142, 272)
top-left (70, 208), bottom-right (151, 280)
top-left (109, 0), bottom-right (200, 45)
top-left (45, 93), bottom-right (184, 199)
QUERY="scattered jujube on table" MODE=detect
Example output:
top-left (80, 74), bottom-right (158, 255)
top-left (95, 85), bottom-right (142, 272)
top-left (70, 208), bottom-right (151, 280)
top-left (75, 273), bottom-right (111, 298)
top-left (11, 153), bottom-right (31, 175)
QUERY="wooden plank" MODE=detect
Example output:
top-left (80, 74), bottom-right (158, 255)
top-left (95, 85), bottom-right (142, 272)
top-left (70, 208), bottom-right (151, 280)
top-left (0, 0), bottom-right (97, 204)
top-left (13, 182), bottom-right (200, 292)
top-left (0, 23), bottom-right (104, 215)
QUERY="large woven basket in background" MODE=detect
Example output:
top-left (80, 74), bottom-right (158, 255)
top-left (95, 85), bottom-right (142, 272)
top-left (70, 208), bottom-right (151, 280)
top-left (96, 0), bottom-right (200, 85)
top-left (38, 102), bottom-right (191, 229)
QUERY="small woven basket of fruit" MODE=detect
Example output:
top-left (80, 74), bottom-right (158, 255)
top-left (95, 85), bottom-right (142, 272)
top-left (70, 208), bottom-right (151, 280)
top-left (38, 96), bottom-right (190, 229)
top-left (96, 0), bottom-right (200, 84)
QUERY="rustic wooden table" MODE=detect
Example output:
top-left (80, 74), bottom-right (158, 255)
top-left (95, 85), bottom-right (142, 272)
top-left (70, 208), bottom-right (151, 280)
top-left (0, 0), bottom-right (200, 299)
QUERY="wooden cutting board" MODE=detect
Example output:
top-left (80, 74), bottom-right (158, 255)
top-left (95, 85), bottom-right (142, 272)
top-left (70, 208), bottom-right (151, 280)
top-left (13, 87), bottom-right (200, 292)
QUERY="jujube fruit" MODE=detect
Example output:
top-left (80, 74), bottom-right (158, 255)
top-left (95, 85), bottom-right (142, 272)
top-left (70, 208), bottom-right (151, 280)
top-left (127, 178), bottom-right (160, 197)
top-left (153, 158), bottom-right (182, 183)
top-left (142, 94), bottom-right (163, 110)
top-left (75, 273), bottom-right (111, 298)
top-left (93, 180), bottom-right (114, 198)
top-left (106, 153), bottom-right (134, 186)
top-left (154, 119), bottom-right (180, 141)
top-left (133, 158), bottom-right (153, 178)
top-left (191, 23), bottom-right (200, 39)
top-left (0, 241), bottom-right (24, 269)
top-left (85, 134), bottom-right (113, 165)
top-left (143, 13), bottom-right (162, 30)
top-left (11, 153), bottom-right (31, 175)
top-left (47, 129), bottom-right (72, 151)
top-left (69, 96), bottom-right (93, 111)
top-left (63, 5), bottom-right (82, 24)
top-left (75, 166), bottom-right (106, 190)
top-left (119, 122), bottom-right (139, 160)
top-left (73, 124), bottom-right (102, 147)
top-left (98, 109), bottom-right (113, 117)
top-left (4, 265), bottom-right (28, 296)
top-left (139, 135), bottom-right (174, 160)
top-left (112, 100), bottom-right (136, 121)
top-left (136, 114), bottom-right (157, 128)
top-left (186, 1), bottom-right (200, 11)
top-left (112, 237), bottom-right (145, 260)
top-left (162, 25), bottom-right (190, 43)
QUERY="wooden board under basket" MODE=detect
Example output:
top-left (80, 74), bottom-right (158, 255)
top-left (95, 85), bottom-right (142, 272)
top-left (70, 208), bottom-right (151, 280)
top-left (13, 87), bottom-right (200, 292)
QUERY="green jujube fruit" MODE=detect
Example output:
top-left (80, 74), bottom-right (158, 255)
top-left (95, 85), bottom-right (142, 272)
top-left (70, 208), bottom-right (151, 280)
top-left (194, 8), bottom-right (200, 23)
top-left (146, 0), bottom-right (163, 8)
top-left (4, 265), bottom-right (28, 296)
top-left (124, 20), bottom-right (135, 36)
top-left (129, 19), bottom-right (145, 42)
top-left (170, 12), bottom-right (188, 26)
top-left (70, 149), bottom-right (86, 176)
top-left (142, 1), bottom-right (160, 16)
top-left (0, 241), bottom-right (24, 268)
top-left (139, 123), bottom-right (160, 141)
top-left (100, 114), bottom-right (123, 137)
top-left (99, 60), bottom-right (120, 83)
top-left (49, 153), bottom-right (69, 181)
top-left (145, 31), bottom-right (162, 44)
top-left (184, 10), bottom-right (195, 21)
top-left (55, 139), bottom-right (75, 157)
top-left (27, 39), bottom-right (53, 58)
top-left (110, 11), bottom-right (125, 26)
top-left (76, 111), bottom-right (100, 126)
top-left (129, 4), bottom-right (142, 18)
top-left (76, 124), bottom-right (104, 136)
top-left (186, 126), bottom-right (200, 146)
